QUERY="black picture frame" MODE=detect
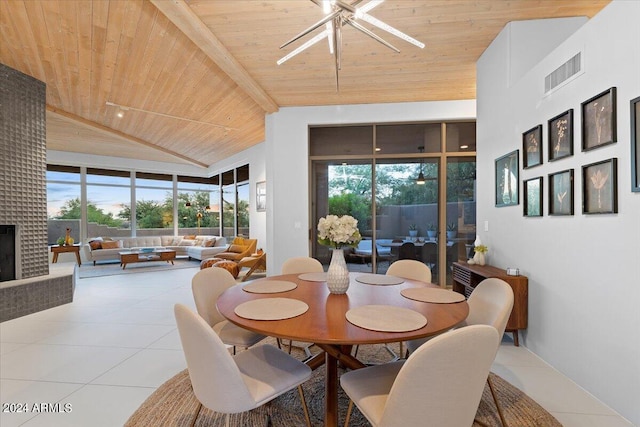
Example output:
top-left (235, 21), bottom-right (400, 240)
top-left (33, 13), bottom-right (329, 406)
top-left (548, 169), bottom-right (574, 216)
top-left (523, 124), bottom-right (543, 168)
top-left (256, 181), bottom-right (266, 212)
top-left (631, 96), bottom-right (640, 192)
top-left (582, 158), bottom-right (618, 214)
top-left (548, 109), bottom-right (573, 161)
top-left (523, 177), bottom-right (543, 217)
top-left (581, 87), bottom-right (617, 151)
top-left (495, 150), bottom-right (519, 207)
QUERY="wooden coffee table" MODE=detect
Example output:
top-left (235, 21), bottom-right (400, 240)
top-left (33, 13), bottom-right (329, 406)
top-left (119, 249), bottom-right (176, 269)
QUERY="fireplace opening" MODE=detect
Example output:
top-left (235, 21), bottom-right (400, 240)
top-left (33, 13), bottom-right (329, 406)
top-left (0, 225), bottom-right (16, 282)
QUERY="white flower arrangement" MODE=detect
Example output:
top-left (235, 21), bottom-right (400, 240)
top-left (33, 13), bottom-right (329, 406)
top-left (317, 215), bottom-right (362, 249)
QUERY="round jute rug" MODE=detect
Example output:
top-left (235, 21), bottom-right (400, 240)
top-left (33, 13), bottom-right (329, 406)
top-left (125, 340), bottom-right (562, 427)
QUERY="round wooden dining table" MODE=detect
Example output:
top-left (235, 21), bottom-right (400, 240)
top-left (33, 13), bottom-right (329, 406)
top-left (217, 272), bottom-right (469, 427)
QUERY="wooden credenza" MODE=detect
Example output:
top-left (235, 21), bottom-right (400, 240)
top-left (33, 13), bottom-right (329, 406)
top-left (452, 261), bottom-right (528, 346)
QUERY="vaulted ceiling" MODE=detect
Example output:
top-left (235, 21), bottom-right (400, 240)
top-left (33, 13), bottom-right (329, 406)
top-left (0, 0), bottom-right (610, 168)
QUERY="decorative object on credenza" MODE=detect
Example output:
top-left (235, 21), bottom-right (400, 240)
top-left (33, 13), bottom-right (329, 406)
top-left (317, 214), bottom-right (362, 294)
top-left (582, 87), bottom-right (617, 151)
top-left (548, 169), bottom-right (574, 216)
top-left (408, 224), bottom-right (418, 237)
top-left (468, 236), bottom-right (487, 266)
top-left (522, 124), bottom-right (543, 168)
top-left (548, 109), bottom-right (574, 161)
top-left (256, 181), bottom-right (266, 212)
top-left (582, 158), bottom-right (618, 214)
top-left (523, 177), bottom-right (543, 217)
top-left (495, 150), bottom-right (519, 207)
top-left (631, 96), bottom-right (640, 192)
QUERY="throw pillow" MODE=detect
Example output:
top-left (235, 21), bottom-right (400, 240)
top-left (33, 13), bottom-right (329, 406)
top-left (194, 238), bottom-right (205, 247)
top-left (89, 240), bottom-right (102, 250)
top-left (161, 236), bottom-right (173, 246)
top-left (101, 240), bottom-right (121, 249)
top-left (178, 239), bottom-right (196, 246)
top-left (184, 235), bottom-right (196, 240)
top-left (228, 244), bottom-right (245, 253)
top-left (171, 237), bottom-right (183, 245)
top-left (203, 238), bottom-right (217, 247)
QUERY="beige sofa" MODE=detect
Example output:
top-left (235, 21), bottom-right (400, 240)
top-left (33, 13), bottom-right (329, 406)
top-left (83, 235), bottom-right (228, 265)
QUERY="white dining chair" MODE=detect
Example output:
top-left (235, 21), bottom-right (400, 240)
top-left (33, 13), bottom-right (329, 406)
top-left (341, 324), bottom-right (500, 427)
top-left (386, 259), bottom-right (432, 283)
top-left (405, 277), bottom-right (514, 426)
top-left (280, 256), bottom-right (323, 356)
top-left (281, 256), bottom-right (324, 275)
top-left (192, 267), bottom-right (266, 354)
top-left (174, 304), bottom-right (312, 427)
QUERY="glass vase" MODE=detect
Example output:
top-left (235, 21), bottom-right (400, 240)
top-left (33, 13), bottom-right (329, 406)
top-left (473, 251), bottom-right (486, 266)
top-left (327, 248), bottom-right (350, 294)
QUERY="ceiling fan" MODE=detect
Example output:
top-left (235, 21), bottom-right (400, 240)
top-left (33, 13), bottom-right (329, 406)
top-left (277, 0), bottom-right (425, 90)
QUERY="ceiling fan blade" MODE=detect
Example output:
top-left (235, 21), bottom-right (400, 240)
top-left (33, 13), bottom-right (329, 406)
top-left (346, 18), bottom-right (399, 52)
top-left (277, 30), bottom-right (329, 65)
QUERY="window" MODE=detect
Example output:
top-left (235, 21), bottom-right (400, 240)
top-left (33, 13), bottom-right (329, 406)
top-left (311, 122), bottom-right (476, 286)
top-left (135, 173), bottom-right (174, 234)
top-left (46, 166), bottom-right (81, 245)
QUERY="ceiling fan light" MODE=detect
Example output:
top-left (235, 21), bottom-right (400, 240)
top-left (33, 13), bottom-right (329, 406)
top-left (416, 171), bottom-right (426, 185)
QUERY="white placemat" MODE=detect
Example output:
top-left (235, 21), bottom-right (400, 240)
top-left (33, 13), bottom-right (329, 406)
top-left (346, 305), bottom-right (427, 332)
top-left (234, 298), bottom-right (309, 321)
top-left (242, 280), bottom-right (297, 294)
top-left (401, 287), bottom-right (466, 304)
top-left (355, 274), bottom-right (405, 286)
top-left (298, 272), bottom-right (327, 282)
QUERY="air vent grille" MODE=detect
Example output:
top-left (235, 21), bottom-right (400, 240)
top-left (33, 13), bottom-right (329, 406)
top-left (545, 52), bottom-right (582, 93)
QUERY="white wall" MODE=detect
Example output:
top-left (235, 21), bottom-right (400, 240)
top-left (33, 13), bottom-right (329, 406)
top-left (477, 1), bottom-right (640, 424)
top-left (264, 100), bottom-right (476, 274)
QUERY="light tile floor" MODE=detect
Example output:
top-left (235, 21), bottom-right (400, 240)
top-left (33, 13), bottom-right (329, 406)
top-left (0, 265), bottom-right (634, 427)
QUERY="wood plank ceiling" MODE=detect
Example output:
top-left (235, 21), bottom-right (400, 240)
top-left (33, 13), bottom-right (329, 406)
top-left (0, 0), bottom-right (610, 169)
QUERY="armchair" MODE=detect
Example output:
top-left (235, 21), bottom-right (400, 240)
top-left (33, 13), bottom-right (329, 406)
top-left (216, 237), bottom-right (257, 261)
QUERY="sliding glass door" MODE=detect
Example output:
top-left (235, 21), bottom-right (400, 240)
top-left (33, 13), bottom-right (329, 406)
top-left (310, 121), bottom-right (476, 287)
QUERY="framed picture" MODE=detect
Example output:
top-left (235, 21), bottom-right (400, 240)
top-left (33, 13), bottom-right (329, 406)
top-left (582, 158), bottom-right (618, 214)
top-left (523, 177), bottom-right (543, 217)
top-left (256, 181), bottom-right (266, 212)
top-left (631, 96), bottom-right (640, 192)
top-left (522, 125), bottom-right (543, 168)
top-left (495, 150), bottom-right (519, 207)
top-left (581, 87), bottom-right (617, 151)
top-left (548, 109), bottom-right (573, 161)
top-left (548, 169), bottom-right (574, 216)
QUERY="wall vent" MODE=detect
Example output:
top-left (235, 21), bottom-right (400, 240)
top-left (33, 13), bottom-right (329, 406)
top-left (545, 52), bottom-right (582, 94)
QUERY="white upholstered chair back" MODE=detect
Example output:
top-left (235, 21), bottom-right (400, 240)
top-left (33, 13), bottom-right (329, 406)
top-left (464, 278), bottom-right (514, 339)
top-left (281, 257), bottom-right (324, 274)
top-left (191, 267), bottom-right (236, 328)
top-left (379, 325), bottom-right (499, 427)
top-left (386, 259), bottom-right (432, 283)
top-left (174, 304), bottom-right (255, 413)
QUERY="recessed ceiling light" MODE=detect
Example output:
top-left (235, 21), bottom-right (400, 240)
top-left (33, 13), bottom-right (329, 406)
top-left (460, 144), bottom-right (469, 149)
